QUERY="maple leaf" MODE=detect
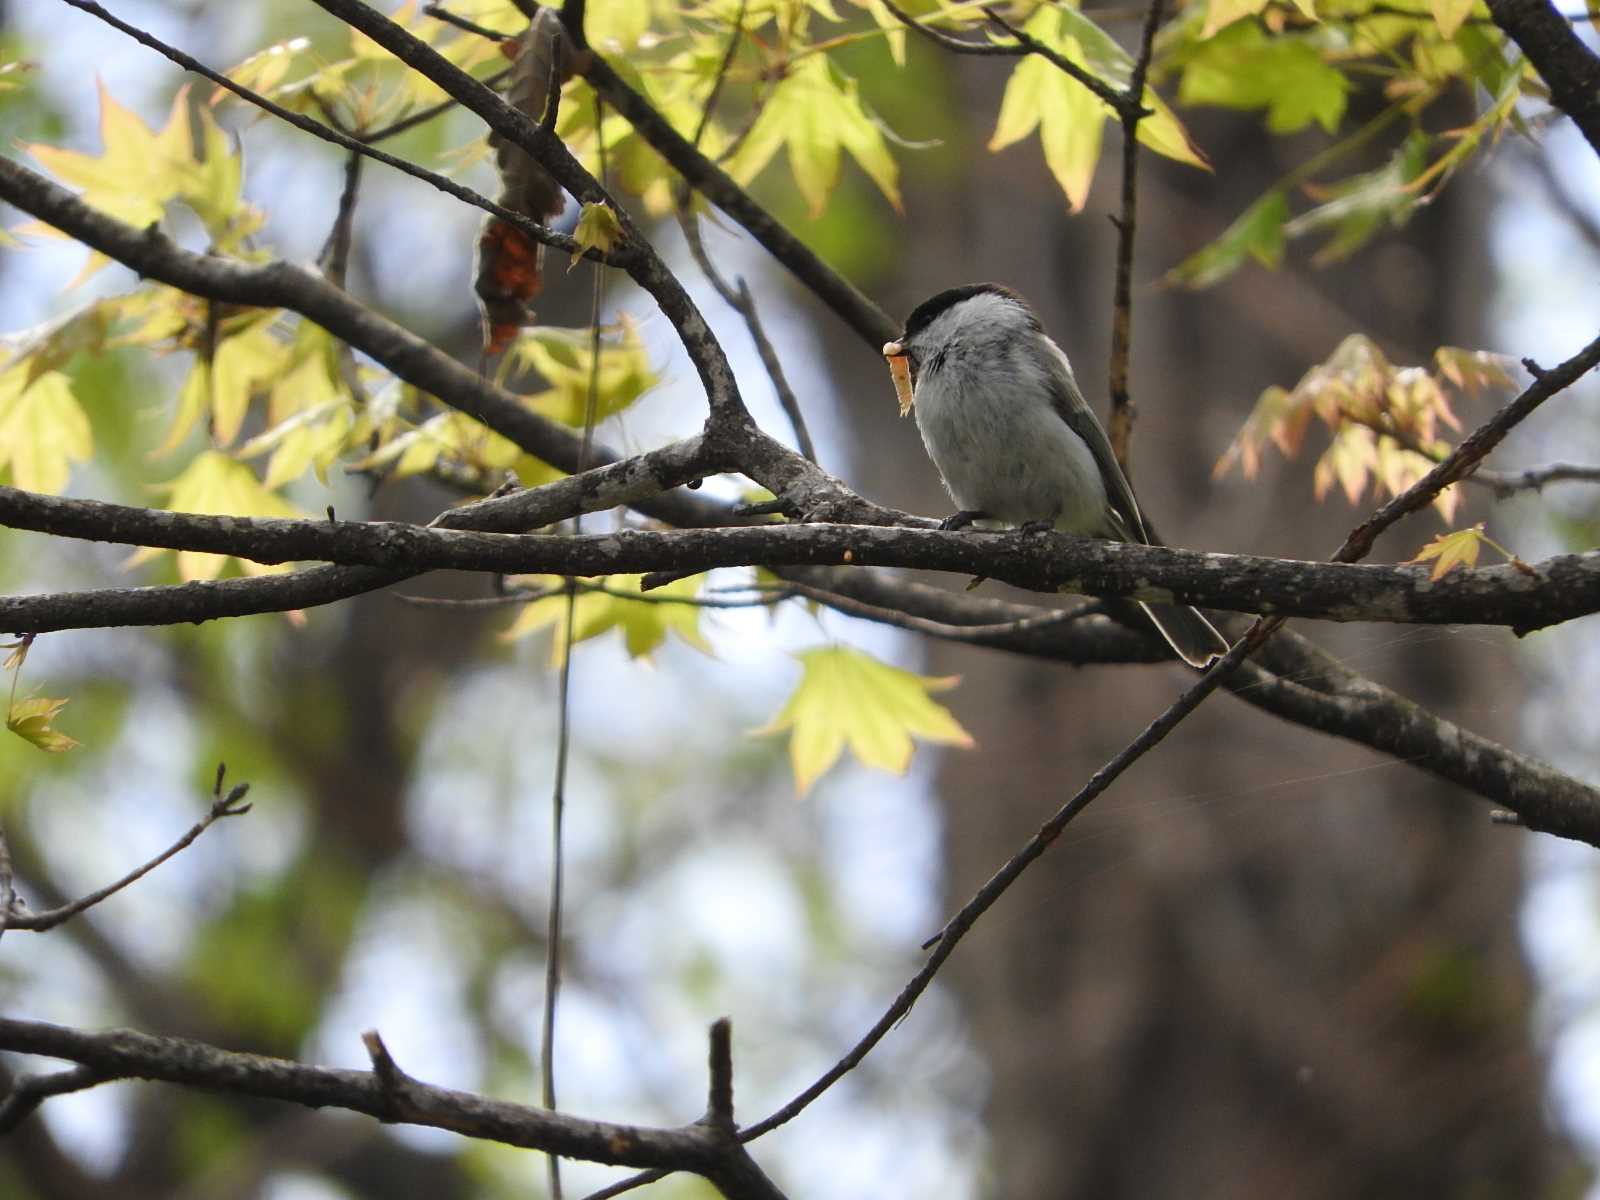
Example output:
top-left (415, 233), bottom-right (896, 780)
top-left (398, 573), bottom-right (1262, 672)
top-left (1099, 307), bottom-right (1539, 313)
top-left (755, 646), bottom-right (973, 794)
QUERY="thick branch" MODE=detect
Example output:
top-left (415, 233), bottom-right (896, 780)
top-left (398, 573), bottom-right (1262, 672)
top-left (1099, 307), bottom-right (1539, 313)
top-left (7, 489), bottom-right (1600, 631)
top-left (781, 565), bottom-right (1600, 841)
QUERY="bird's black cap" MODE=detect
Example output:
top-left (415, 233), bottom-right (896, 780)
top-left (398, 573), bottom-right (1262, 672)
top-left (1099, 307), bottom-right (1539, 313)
top-left (901, 283), bottom-right (1039, 339)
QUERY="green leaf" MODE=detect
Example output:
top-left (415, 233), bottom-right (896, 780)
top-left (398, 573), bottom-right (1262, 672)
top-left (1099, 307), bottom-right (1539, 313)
top-left (1201, 0), bottom-right (1270, 38)
top-left (727, 54), bottom-right (901, 217)
top-left (241, 402), bottom-right (365, 490)
top-left (1165, 189), bottom-right (1290, 288)
top-left (755, 646), bottom-right (974, 794)
top-left (1284, 131), bottom-right (1430, 263)
top-left (25, 82), bottom-right (194, 229)
top-left (0, 368), bottom-right (92, 494)
top-left (349, 408), bottom-right (558, 486)
top-left (1178, 23), bottom-right (1348, 134)
top-left (211, 320), bottom-right (288, 446)
top-left (1430, 0), bottom-right (1475, 39)
top-left (7, 695), bottom-right (80, 753)
top-left (509, 321), bottom-right (658, 426)
top-left (501, 574), bottom-right (713, 666)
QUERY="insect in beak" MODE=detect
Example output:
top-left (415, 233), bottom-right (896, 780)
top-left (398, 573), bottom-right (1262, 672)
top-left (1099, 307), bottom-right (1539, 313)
top-left (882, 341), bottom-right (913, 417)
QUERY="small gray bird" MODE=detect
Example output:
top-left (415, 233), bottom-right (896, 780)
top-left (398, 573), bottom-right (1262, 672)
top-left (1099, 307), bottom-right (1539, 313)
top-left (883, 283), bottom-right (1228, 668)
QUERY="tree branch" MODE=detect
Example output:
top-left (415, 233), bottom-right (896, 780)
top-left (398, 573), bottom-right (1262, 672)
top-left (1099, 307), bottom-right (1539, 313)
top-left (778, 564), bottom-right (1600, 840)
top-left (1105, 0), bottom-right (1167, 467)
top-left (746, 624), bottom-right (1265, 1138)
top-left (0, 1065), bottom-right (111, 1135)
top-left (0, 1018), bottom-right (785, 1199)
top-left (1336, 338), bottom-right (1600, 561)
top-left (9, 486), bottom-right (1600, 630)
top-left (3, 769), bottom-right (252, 934)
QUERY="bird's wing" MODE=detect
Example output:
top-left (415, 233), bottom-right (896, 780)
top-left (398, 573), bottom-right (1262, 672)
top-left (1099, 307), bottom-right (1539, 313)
top-left (1038, 333), bottom-right (1152, 544)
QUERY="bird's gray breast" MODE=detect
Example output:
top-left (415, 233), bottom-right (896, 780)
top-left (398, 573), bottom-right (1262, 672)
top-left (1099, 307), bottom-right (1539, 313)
top-left (912, 342), bottom-right (1109, 533)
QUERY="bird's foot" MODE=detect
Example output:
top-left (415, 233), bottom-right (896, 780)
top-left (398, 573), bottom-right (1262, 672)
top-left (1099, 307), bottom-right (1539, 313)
top-left (940, 509), bottom-right (988, 532)
top-left (1019, 519), bottom-right (1055, 536)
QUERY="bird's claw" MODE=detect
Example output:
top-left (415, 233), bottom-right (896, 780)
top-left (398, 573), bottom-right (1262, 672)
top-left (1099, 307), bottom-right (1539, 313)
top-left (940, 510), bottom-right (987, 532)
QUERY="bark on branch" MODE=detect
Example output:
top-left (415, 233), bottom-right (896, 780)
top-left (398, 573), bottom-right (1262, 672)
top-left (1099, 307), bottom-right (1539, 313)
top-left (0, 1017), bottom-right (788, 1200)
top-left (6, 486), bottom-right (1600, 632)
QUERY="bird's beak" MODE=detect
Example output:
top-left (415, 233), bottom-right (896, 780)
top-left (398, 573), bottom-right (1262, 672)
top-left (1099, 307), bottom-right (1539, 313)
top-left (882, 341), bottom-right (913, 417)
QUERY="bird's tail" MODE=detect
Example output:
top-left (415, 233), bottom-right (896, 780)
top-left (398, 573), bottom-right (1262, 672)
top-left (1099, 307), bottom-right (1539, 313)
top-left (1139, 601), bottom-right (1230, 669)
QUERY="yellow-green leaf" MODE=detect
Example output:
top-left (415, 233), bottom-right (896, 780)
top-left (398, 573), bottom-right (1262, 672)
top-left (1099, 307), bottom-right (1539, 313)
top-left (727, 55), bottom-right (901, 217)
top-left (1052, 7), bottom-right (1207, 169)
top-left (7, 696), bottom-right (80, 753)
top-left (990, 20), bottom-right (1104, 211)
top-left (349, 408), bottom-right (556, 486)
top-left (755, 646), bottom-right (974, 794)
top-left (26, 83), bottom-right (254, 247)
top-left (1430, 0), bottom-right (1475, 39)
top-left (214, 37), bottom-right (314, 104)
top-left (0, 368), bottom-right (92, 494)
top-left (1407, 523), bottom-right (1484, 580)
top-left (501, 574), bottom-right (712, 666)
top-left (1178, 24), bottom-right (1348, 134)
top-left (1165, 189), bottom-right (1290, 289)
top-left (1202, 0), bottom-right (1269, 38)
top-left (986, 7), bottom-right (1206, 211)
top-left (573, 203), bottom-right (624, 258)
top-left (510, 322), bottom-right (658, 426)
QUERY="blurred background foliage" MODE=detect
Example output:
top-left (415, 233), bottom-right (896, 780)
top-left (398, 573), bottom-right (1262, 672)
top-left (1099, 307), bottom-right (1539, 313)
top-left (3, 0), bottom-right (1600, 1197)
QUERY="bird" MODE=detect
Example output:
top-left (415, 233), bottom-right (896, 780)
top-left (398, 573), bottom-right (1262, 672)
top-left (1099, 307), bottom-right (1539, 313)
top-left (882, 282), bottom-right (1229, 668)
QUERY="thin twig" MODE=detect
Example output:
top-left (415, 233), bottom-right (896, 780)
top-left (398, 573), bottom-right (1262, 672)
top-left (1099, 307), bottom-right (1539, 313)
top-left (318, 149), bottom-right (363, 288)
top-left (422, 3), bottom-right (509, 41)
top-left (542, 99), bottom-right (612, 1200)
top-left (679, 217), bottom-right (820, 464)
top-left (4, 768), bottom-right (252, 933)
top-left (879, 0), bottom-right (1020, 55)
top-left (706, 1018), bottom-right (735, 1133)
top-left (360, 68), bottom-right (512, 143)
top-left (1105, 0), bottom-right (1166, 468)
top-left (397, 582), bottom-right (798, 609)
top-left (1339, 338), bottom-right (1600, 561)
top-left (741, 622), bottom-right (1267, 1140)
top-left (0, 827), bottom-right (14, 941)
top-left (0, 1064), bottom-right (112, 1134)
top-left (689, 0), bottom-right (749, 152)
top-left (1487, 461), bottom-right (1600, 496)
top-left (579, 1168), bottom-right (671, 1200)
